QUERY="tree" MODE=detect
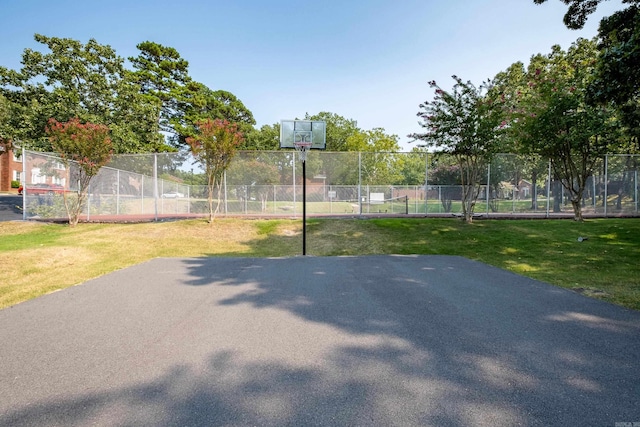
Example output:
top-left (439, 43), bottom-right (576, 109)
top-left (534, 0), bottom-right (640, 29)
top-left (508, 39), bottom-right (618, 221)
top-left (0, 94), bottom-right (12, 146)
top-left (0, 34), bottom-right (162, 153)
top-left (536, 0), bottom-right (640, 123)
top-left (187, 119), bottom-right (244, 222)
top-left (176, 82), bottom-right (255, 147)
top-left (129, 41), bottom-right (191, 148)
top-left (396, 147), bottom-right (428, 186)
top-left (227, 159), bottom-right (280, 211)
top-left (304, 112), bottom-right (359, 151)
top-left (346, 128), bottom-right (402, 185)
top-left (243, 123), bottom-right (281, 150)
top-left (410, 76), bottom-right (504, 222)
top-left (46, 118), bottom-right (113, 226)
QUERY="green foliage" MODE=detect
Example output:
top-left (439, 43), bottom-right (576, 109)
top-left (505, 39), bottom-right (618, 220)
top-left (411, 76), bottom-right (505, 222)
top-left (533, 0), bottom-right (604, 29)
top-left (11, 180), bottom-right (20, 189)
top-left (304, 112), bottom-right (359, 151)
top-left (243, 124), bottom-right (280, 150)
top-left (187, 119), bottom-right (244, 222)
top-left (46, 118), bottom-right (113, 226)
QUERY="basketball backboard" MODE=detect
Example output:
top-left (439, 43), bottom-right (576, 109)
top-left (280, 120), bottom-right (326, 150)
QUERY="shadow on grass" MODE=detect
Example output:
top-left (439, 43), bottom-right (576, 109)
top-left (3, 255), bottom-right (639, 426)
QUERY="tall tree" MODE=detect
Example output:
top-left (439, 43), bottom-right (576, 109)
top-left (187, 119), bottom-right (244, 222)
top-left (508, 39), bottom-right (618, 221)
top-left (346, 128), bottom-right (402, 185)
top-left (304, 112), bottom-right (359, 151)
top-left (410, 76), bottom-right (505, 222)
top-left (0, 34), bottom-right (161, 153)
top-left (129, 41), bottom-right (191, 148)
top-left (46, 118), bottom-right (113, 226)
top-left (176, 82), bottom-right (255, 146)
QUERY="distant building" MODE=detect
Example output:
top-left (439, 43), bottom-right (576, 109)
top-left (0, 146), bottom-right (22, 192)
top-left (0, 147), bottom-right (68, 192)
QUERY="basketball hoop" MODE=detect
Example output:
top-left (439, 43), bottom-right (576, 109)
top-left (294, 141), bottom-right (312, 162)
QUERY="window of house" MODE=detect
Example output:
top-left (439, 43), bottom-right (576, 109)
top-left (31, 168), bottom-right (46, 184)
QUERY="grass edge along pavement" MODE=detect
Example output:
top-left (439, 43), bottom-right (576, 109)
top-left (0, 218), bottom-right (638, 311)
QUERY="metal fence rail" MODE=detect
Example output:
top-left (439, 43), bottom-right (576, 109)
top-left (19, 150), bottom-right (640, 221)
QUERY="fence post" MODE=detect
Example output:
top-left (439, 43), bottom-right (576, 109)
top-left (153, 153), bottom-right (158, 221)
top-left (486, 162), bottom-right (491, 216)
top-left (116, 169), bottom-right (120, 215)
top-left (224, 170), bottom-right (228, 215)
top-left (358, 152), bottom-right (362, 215)
top-left (22, 145), bottom-right (26, 221)
top-left (604, 154), bottom-right (608, 217)
top-left (546, 159), bottom-right (551, 218)
top-left (425, 152), bottom-right (429, 216)
top-left (635, 169), bottom-right (638, 213)
top-left (293, 153), bottom-right (297, 217)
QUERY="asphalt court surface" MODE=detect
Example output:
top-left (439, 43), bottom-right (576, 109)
top-left (1, 255), bottom-right (639, 426)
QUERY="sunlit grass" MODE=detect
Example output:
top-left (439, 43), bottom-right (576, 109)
top-left (1, 217), bottom-right (639, 311)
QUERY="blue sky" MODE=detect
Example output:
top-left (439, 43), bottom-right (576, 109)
top-left (0, 0), bottom-right (625, 150)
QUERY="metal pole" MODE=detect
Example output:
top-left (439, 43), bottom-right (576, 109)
top-left (224, 170), bottom-right (228, 215)
top-left (22, 144), bottom-right (26, 220)
top-left (358, 152), bottom-right (362, 215)
top-left (425, 152), bottom-right (429, 216)
top-left (116, 169), bottom-right (120, 215)
top-left (486, 162), bottom-right (491, 215)
top-left (302, 158), bottom-right (307, 256)
top-left (153, 153), bottom-right (158, 221)
top-left (293, 153), bottom-right (297, 216)
top-left (546, 159), bottom-right (551, 218)
top-left (604, 155), bottom-right (608, 217)
top-left (635, 169), bottom-right (638, 213)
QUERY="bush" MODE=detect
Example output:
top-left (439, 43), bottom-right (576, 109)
top-left (11, 180), bottom-right (20, 189)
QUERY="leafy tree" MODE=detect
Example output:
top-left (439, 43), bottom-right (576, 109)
top-left (508, 39), bottom-right (618, 221)
top-left (187, 119), bottom-right (244, 222)
top-left (346, 128), bottom-right (402, 185)
top-left (0, 94), bottom-right (12, 146)
top-left (533, 0), bottom-right (639, 29)
top-left (46, 118), bottom-right (113, 226)
top-left (176, 83), bottom-right (255, 146)
top-left (410, 76), bottom-right (504, 222)
top-left (304, 112), bottom-right (359, 151)
top-left (396, 147), bottom-right (428, 186)
top-left (243, 123), bottom-right (281, 150)
top-left (129, 41), bottom-right (191, 148)
top-left (537, 1), bottom-right (640, 135)
top-left (0, 34), bottom-right (162, 153)
top-left (428, 159), bottom-right (462, 212)
top-left (227, 159), bottom-right (280, 211)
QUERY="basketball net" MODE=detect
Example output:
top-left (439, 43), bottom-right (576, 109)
top-left (294, 141), bottom-right (312, 162)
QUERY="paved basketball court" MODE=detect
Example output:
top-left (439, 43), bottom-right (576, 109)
top-left (1, 255), bottom-right (639, 426)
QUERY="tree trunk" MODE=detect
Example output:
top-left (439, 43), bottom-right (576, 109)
top-left (571, 198), bottom-right (583, 221)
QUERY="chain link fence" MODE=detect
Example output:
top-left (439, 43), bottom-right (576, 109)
top-left (17, 149), bottom-right (640, 220)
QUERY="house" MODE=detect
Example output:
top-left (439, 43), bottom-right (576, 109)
top-left (0, 146), bottom-right (22, 192)
top-left (0, 146), bottom-right (68, 192)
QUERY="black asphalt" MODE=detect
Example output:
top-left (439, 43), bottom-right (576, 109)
top-left (0, 194), bottom-right (23, 221)
top-left (1, 255), bottom-right (639, 426)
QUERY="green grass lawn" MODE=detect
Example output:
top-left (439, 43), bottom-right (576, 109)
top-left (1, 218), bottom-right (639, 311)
